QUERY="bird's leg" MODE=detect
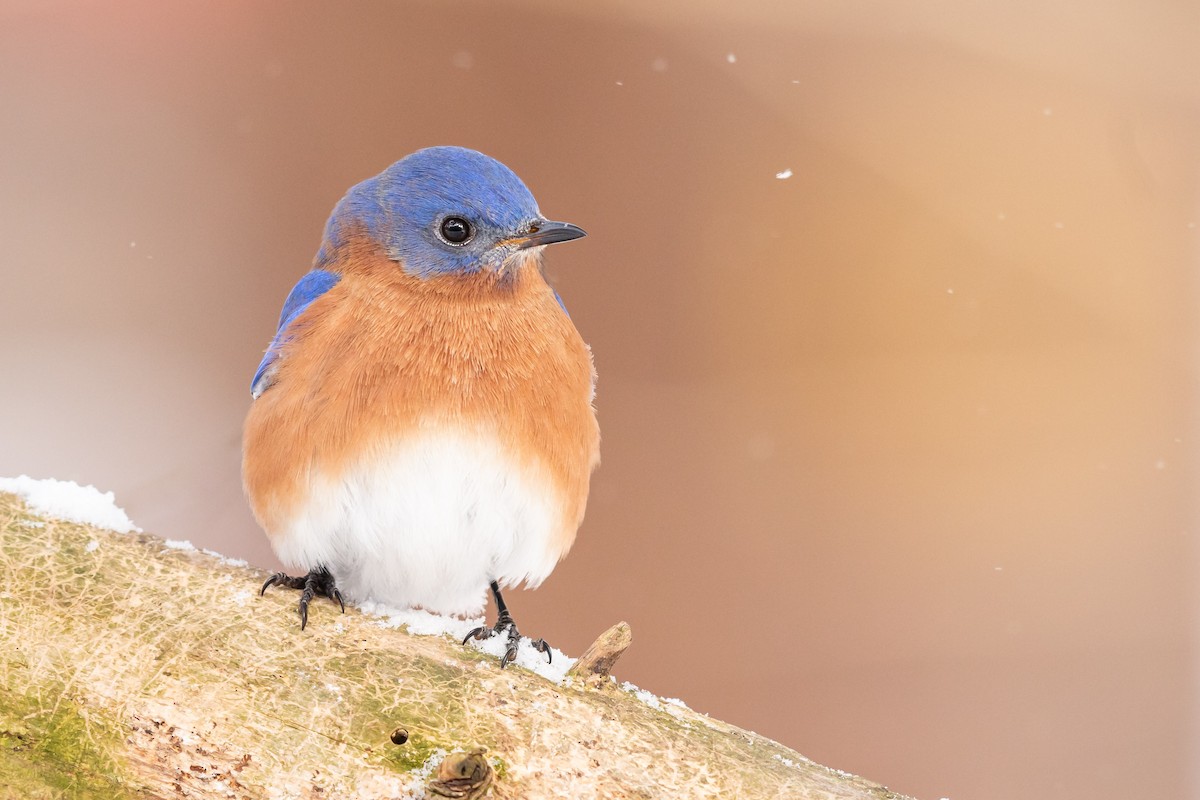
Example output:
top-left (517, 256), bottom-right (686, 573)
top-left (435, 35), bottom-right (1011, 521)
top-left (260, 567), bottom-right (345, 631)
top-left (462, 581), bottom-right (551, 669)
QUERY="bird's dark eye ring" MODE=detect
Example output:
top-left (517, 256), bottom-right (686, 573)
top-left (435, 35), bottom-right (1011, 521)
top-left (439, 216), bottom-right (473, 245)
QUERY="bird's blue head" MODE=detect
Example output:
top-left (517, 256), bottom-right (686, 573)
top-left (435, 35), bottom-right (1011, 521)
top-left (316, 146), bottom-right (586, 278)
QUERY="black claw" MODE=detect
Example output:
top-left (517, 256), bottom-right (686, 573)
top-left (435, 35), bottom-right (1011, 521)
top-left (298, 586), bottom-right (314, 631)
top-left (260, 567), bottom-right (341, 630)
top-left (261, 571), bottom-right (303, 596)
top-left (500, 646), bottom-right (518, 669)
top-left (461, 581), bottom-right (552, 669)
top-left (462, 625), bottom-right (490, 645)
top-left (332, 587), bottom-right (346, 614)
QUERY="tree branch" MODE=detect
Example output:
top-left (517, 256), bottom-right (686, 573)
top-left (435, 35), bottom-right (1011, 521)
top-left (0, 491), bottom-right (911, 799)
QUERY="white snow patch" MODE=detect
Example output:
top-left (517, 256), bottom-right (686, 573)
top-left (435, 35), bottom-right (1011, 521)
top-left (85, 540), bottom-right (100, 552)
top-left (363, 602), bottom-right (576, 683)
top-left (621, 681), bottom-right (696, 718)
top-left (472, 634), bottom-right (575, 683)
top-left (622, 681), bottom-right (663, 710)
top-left (775, 168), bottom-right (793, 180)
top-left (163, 539), bottom-right (195, 551)
top-left (411, 747), bottom-right (449, 784)
top-left (0, 475), bottom-right (140, 533)
top-left (364, 603), bottom-right (481, 639)
top-left (773, 753), bottom-right (799, 768)
top-left (231, 589), bottom-right (253, 607)
top-left (202, 548), bottom-right (248, 568)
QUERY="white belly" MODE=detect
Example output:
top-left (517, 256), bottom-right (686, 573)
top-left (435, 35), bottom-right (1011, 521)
top-left (271, 429), bottom-right (564, 616)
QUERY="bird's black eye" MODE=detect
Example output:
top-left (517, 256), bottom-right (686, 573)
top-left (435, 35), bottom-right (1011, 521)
top-left (439, 216), bottom-right (473, 245)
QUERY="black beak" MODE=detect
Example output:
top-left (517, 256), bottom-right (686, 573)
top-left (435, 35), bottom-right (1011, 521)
top-left (513, 219), bottom-right (587, 250)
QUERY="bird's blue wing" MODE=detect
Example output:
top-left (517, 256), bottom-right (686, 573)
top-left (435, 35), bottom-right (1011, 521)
top-left (551, 287), bottom-right (570, 318)
top-left (250, 270), bottom-right (341, 398)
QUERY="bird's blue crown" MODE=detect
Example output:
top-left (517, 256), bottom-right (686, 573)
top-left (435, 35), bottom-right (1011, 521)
top-left (315, 146), bottom-right (543, 278)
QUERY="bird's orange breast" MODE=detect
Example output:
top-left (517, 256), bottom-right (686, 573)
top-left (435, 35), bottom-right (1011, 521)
top-left (242, 237), bottom-right (599, 559)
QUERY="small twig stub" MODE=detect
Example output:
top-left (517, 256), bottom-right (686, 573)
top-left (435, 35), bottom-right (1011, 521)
top-left (566, 621), bottom-right (633, 685)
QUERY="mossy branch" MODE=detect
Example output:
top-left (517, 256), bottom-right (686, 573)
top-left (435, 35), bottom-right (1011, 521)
top-left (0, 492), bottom-right (911, 799)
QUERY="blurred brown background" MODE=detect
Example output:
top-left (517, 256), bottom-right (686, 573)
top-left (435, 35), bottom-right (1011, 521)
top-left (1, 1), bottom-right (1197, 798)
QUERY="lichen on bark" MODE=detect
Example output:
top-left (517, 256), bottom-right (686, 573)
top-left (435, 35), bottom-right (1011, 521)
top-left (0, 491), bottom-right (911, 799)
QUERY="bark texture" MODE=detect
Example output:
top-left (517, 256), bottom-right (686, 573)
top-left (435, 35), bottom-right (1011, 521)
top-left (0, 492), bottom-right (912, 800)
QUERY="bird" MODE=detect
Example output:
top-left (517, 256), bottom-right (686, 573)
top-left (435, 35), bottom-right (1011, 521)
top-left (242, 146), bottom-right (599, 667)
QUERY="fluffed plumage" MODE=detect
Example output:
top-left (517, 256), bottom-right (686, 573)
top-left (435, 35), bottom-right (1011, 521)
top-left (243, 147), bottom-right (599, 617)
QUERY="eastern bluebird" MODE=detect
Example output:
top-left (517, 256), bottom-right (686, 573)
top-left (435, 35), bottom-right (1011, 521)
top-left (243, 146), bottom-right (599, 666)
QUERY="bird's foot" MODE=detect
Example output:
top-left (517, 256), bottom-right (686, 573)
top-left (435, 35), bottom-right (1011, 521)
top-left (260, 567), bottom-right (344, 630)
top-left (462, 609), bottom-right (551, 669)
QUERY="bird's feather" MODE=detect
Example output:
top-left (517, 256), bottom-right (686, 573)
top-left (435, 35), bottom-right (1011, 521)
top-left (251, 269), bottom-right (341, 398)
top-left (242, 146), bottom-right (598, 617)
